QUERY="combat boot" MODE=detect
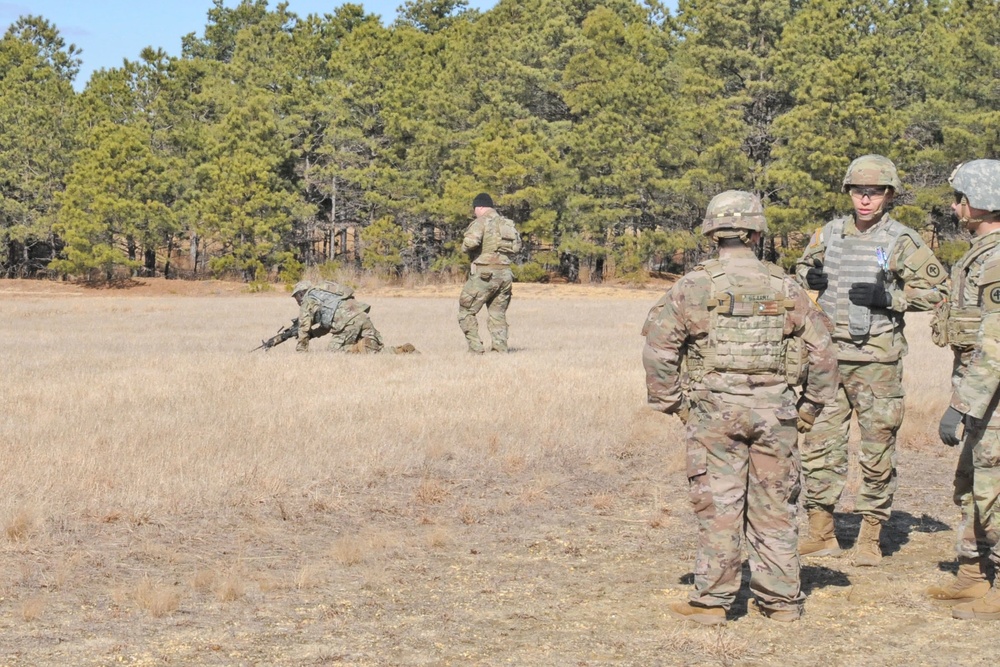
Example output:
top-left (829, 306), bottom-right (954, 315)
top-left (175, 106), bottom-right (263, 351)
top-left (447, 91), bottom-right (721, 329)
top-left (953, 583), bottom-right (1000, 620)
top-left (800, 507), bottom-right (841, 557)
top-left (851, 515), bottom-right (883, 567)
top-left (749, 599), bottom-right (802, 622)
top-left (667, 601), bottom-right (726, 626)
top-left (927, 557), bottom-right (990, 603)
top-left (389, 343), bottom-right (417, 354)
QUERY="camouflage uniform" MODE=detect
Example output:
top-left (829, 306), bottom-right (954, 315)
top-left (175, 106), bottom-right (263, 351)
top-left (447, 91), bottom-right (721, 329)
top-left (794, 156), bottom-right (946, 562)
top-left (458, 196), bottom-right (522, 353)
top-left (294, 281), bottom-right (384, 353)
top-left (931, 160), bottom-right (1000, 618)
top-left (644, 191), bottom-right (839, 621)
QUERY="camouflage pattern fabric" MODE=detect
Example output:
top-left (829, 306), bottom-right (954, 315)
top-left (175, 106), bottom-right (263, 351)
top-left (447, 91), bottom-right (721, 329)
top-left (948, 235), bottom-right (1000, 567)
top-left (459, 207), bottom-right (519, 353)
top-left (461, 208), bottom-right (521, 267)
top-left (643, 244), bottom-right (840, 613)
top-left (458, 267), bottom-right (513, 353)
top-left (644, 249), bottom-right (839, 411)
top-left (795, 215), bottom-right (947, 360)
top-left (685, 391), bottom-right (804, 613)
top-left (950, 159), bottom-right (1000, 212)
top-left (325, 300), bottom-right (383, 353)
top-left (841, 154), bottom-right (903, 192)
top-left (799, 360), bottom-right (904, 521)
top-left (951, 248), bottom-right (1000, 419)
top-left (794, 213), bottom-right (945, 522)
top-left (296, 289), bottom-right (383, 353)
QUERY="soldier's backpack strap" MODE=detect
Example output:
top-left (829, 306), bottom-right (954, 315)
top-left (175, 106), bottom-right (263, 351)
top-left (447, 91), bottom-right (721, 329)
top-left (703, 259), bottom-right (795, 314)
top-left (701, 259), bottom-right (730, 310)
top-left (768, 263), bottom-right (798, 311)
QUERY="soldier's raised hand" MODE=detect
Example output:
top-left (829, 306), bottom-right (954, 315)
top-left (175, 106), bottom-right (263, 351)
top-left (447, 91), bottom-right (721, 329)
top-left (805, 264), bottom-right (828, 291)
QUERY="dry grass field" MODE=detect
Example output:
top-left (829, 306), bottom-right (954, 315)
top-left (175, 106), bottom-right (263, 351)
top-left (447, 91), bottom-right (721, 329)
top-left (0, 277), bottom-right (985, 666)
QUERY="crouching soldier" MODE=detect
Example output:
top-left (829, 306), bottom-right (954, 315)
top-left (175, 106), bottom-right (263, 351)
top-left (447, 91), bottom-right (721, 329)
top-left (292, 281), bottom-right (414, 354)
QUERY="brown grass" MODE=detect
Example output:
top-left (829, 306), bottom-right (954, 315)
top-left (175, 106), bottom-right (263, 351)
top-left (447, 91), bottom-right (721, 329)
top-left (133, 577), bottom-right (181, 617)
top-left (0, 278), bottom-right (972, 666)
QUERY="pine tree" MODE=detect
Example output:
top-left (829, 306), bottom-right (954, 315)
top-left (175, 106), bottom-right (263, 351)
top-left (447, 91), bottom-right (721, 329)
top-left (0, 16), bottom-right (79, 276)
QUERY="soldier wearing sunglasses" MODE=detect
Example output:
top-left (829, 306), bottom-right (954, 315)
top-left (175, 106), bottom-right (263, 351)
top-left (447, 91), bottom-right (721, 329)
top-left (794, 155), bottom-right (947, 567)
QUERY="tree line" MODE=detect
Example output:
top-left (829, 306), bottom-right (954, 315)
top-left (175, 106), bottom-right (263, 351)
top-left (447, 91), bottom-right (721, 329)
top-left (1, 0), bottom-right (998, 284)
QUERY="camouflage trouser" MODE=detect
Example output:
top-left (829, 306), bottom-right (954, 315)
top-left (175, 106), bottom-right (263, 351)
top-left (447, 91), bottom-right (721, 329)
top-left (458, 266), bottom-right (513, 353)
top-left (953, 392), bottom-right (1000, 567)
top-left (328, 304), bottom-right (383, 353)
top-left (801, 360), bottom-right (904, 521)
top-left (685, 391), bottom-right (804, 613)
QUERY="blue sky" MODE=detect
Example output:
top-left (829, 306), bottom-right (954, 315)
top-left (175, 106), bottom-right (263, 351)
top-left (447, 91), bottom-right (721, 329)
top-left (1, 1), bottom-right (499, 89)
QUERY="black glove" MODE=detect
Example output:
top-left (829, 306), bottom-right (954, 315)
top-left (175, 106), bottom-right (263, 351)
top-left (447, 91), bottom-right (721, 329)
top-left (796, 397), bottom-right (823, 434)
top-left (938, 407), bottom-right (964, 446)
top-left (805, 266), bottom-right (828, 291)
top-left (848, 282), bottom-right (892, 308)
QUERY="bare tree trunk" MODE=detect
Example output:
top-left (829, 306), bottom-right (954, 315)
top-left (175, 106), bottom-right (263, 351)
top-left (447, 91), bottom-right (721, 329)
top-left (164, 237), bottom-right (173, 279)
top-left (330, 177), bottom-right (337, 261)
top-left (190, 233), bottom-right (199, 277)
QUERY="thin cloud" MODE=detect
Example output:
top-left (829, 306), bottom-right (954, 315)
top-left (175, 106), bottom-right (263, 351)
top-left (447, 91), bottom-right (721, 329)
top-left (0, 5), bottom-right (90, 38)
top-left (0, 3), bottom-right (30, 21)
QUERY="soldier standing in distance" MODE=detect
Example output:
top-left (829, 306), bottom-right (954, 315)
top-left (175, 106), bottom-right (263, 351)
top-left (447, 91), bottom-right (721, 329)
top-left (458, 193), bottom-right (522, 354)
top-left (643, 191), bottom-right (839, 625)
top-left (930, 159), bottom-right (1000, 619)
top-left (795, 155), bottom-right (947, 566)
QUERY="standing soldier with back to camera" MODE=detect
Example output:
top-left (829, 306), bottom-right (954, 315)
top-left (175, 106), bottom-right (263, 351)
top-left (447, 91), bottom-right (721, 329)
top-left (644, 191), bottom-right (839, 625)
top-left (458, 193), bottom-right (522, 354)
top-left (929, 159), bottom-right (1000, 620)
top-left (795, 155), bottom-right (947, 566)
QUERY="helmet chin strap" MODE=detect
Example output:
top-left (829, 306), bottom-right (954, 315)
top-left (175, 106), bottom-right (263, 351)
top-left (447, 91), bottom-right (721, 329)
top-left (870, 194), bottom-right (890, 221)
top-left (962, 208), bottom-right (1000, 231)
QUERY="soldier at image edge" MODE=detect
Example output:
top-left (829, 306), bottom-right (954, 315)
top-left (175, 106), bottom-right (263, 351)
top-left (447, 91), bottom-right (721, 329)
top-left (458, 192), bottom-right (522, 354)
top-left (795, 155), bottom-right (947, 566)
top-left (643, 190), bottom-right (840, 625)
top-left (291, 280), bottom-right (415, 354)
top-left (929, 159), bottom-right (1000, 620)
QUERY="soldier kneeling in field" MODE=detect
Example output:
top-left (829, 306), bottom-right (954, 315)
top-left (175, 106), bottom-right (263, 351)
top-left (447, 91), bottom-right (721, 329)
top-left (292, 280), bottom-right (414, 354)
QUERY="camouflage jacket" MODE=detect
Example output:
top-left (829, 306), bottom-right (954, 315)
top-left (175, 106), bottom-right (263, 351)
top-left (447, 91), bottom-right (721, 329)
top-left (643, 245), bottom-right (840, 411)
top-left (795, 214), bottom-right (947, 362)
top-left (297, 287), bottom-right (343, 344)
top-left (951, 232), bottom-right (1000, 419)
top-left (462, 209), bottom-right (521, 267)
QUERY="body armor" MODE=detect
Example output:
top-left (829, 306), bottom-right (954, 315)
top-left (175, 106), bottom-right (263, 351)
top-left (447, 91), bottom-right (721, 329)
top-left (687, 259), bottom-right (801, 384)
top-left (943, 235), bottom-right (1000, 349)
top-left (305, 287), bottom-right (343, 329)
top-left (472, 211), bottom-right (521, 266)
top-left (816, 217), bottom-right (915, 337)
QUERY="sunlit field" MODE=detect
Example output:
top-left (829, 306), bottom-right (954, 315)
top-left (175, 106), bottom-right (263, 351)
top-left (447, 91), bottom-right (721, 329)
top-left (0, 279), bottom-right (975, 666)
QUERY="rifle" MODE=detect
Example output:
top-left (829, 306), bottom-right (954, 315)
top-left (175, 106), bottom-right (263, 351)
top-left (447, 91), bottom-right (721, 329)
top-left (251, 318), bottom-right (299, 352)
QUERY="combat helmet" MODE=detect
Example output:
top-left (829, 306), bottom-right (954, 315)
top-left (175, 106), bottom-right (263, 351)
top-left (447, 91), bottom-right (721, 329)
top-left (292, 280), bottom-right (312, 297)
top-left (949, 160), bottom-right (1000, 212)
top-left (841, 154), bottom-right (902, 193)
top-left (701, 190), bottom-right (767, 238)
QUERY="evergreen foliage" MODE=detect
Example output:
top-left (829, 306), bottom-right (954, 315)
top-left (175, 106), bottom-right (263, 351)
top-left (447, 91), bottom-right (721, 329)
top-left (2, 0), bottom-right (997, 282)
